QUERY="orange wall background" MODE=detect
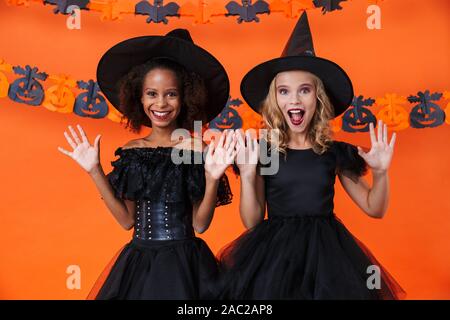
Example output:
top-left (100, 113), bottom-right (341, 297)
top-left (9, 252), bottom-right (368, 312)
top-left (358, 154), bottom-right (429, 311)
top-left (0, 0), bottom-right (449, 299)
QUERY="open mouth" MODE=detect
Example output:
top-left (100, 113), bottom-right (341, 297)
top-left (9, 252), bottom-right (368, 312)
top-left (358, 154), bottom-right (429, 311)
top-left (287, 108), bottom-right (305, 126)
top-left (151, 110), bottom-right (172, 121)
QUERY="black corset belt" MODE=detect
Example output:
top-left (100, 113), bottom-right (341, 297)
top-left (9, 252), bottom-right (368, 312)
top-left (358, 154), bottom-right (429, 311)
top-left (133, 200), bottom-right (194, 241)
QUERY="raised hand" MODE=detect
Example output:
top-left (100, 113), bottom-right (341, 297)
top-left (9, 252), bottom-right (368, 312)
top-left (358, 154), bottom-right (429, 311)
top-left (205, 130), bottom-right (238, 180)
top-left (57, 124), bottom-right (102, 174)
top-left (358, 120), bottom-right (397, 173)
top-left (235, 129), bottom-right (259, 177)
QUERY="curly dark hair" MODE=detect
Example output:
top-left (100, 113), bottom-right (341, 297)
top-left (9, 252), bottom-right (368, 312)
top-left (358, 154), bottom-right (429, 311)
top-left (117, 57), bottom-right (208, 133)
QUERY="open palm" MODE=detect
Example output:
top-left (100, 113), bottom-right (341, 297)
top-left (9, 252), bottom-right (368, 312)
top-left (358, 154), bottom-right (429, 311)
top-left (235, 129), bottom-right (259, 176)
top-left (57, 124), bottom-right (102, 173)
top-left (205, 130), bottom-right (237, 180)
top-left (358, 120), bottom-right (397, 173)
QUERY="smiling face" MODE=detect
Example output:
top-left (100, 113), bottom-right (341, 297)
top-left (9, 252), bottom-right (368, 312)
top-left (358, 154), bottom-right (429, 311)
top-left (141, 68), bottom-right (182, 129)
top-left (275, 70), bottom-right (317, 135)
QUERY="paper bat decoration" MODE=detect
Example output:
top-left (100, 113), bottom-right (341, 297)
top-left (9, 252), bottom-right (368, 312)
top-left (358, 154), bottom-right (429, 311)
top-left (135, 0), bottom-right (180, 24)
top-left (228, 97), bottom-right (244, 106)
top-left (43, 0), bottom-right (90, 15)
top-left (225, 0), bottom-right (270, 23)
top-left (313, 0), bottom-right (346, 14)
top-left (408, 90), bottom-right (445, 128)
top-left (342, 95), bottom-right (377, 132)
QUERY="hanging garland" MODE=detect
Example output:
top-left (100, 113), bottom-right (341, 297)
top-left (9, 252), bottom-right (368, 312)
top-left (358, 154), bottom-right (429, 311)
top-left (0, 58), bottom-right (448, 132)
top-left (4, 0), bottom-right (382, 24)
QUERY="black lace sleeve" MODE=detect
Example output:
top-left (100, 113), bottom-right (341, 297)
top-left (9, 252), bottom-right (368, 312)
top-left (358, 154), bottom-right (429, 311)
top-left (106, 147), bottom-right (146, 201)
top-left (216, 173), bottom-right (233, 207)
top-left (186, 164), bottom-right (233, 207)
top-left (333, 141), bottom-right (368, 181)
top-left (106, 147), bottom-right (179, 201)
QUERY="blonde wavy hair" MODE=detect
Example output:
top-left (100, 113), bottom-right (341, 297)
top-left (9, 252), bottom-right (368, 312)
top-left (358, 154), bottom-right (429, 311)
top-left (260, 71), bottom-right (334, 156)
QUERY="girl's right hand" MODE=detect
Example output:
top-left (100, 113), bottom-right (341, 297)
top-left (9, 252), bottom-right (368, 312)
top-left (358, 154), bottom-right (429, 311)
top-left (57, 124), bottom-right (102, 174)
top-left (235, 129), bottom-right (259, 177)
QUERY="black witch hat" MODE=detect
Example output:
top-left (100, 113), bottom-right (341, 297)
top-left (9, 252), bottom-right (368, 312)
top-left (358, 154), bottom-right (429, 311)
top-left (96, 29), bottom-right (230, 126)
top-left (240, 12), bottom-right (353, 117)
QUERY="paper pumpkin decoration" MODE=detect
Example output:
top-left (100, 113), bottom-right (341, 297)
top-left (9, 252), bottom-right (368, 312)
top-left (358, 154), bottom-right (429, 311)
top-left (342, 95), bottom-right (377, 132)
top-left (42, 74), bottom-right (77, 113)
top-left (209, 97), bottom-right (243, 131)
top-left (8, 65), bottom-right (48, 106)
top-left (240, 106), bottom-right (264, 131)
top-left (6, 0), bottom-right (30, 6)
top-left (0, 59), bottom-right (12, 98)
top-left (330, 115), bottom-right (342, 133)
top-left (225, 0), bottom-right (270, 23)
top-left (106, 103), bottom-right (125, 123)
top-left (444, 91), bottom-right (450, 125)
top-left (376, 94), bottom-right (409, 131)
top-left (73, 80), bottom-right (108, 118)
top-left (408, 90), bottom-right (445, 129)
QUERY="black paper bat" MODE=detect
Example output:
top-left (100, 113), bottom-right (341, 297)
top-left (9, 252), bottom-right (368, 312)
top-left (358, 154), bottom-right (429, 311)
top-left (43, 0), bottom-right (90, 15)
top-left (227, 97), bottom-right (243, 107)
top-left (135, 0), bottom-right (180, 24)
top-left (313, 0), bottom-right (347, 14)
top-left (225, 0), bottom-right (270, 23)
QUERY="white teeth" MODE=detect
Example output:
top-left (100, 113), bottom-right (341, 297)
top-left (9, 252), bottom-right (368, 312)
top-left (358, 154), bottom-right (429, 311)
top-left (153, 111), bottom-right (170, 117)
top-left (289, 110), bottom-right (302, 114)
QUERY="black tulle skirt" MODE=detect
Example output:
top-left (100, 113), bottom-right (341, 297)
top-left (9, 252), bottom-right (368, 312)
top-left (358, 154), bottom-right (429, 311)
top-left (88, 237), bottom-right (218, 300)
top-left (217, 215), bottom-right (406, 300)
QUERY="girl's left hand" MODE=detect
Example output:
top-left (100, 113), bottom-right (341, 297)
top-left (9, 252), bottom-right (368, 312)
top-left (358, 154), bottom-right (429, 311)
top-left (205, 130), bottom-right (238, 180)
top-left (358, 120), bottom-right (397, 174)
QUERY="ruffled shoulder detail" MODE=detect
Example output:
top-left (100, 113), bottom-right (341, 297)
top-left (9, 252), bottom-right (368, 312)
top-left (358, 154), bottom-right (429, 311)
top-left (185, 164), bottom-right (233, 207)
top-left (331, 141), bottom-right (368, 180)
top-left (107, 147), bottom-right (233, 206)
top-left (106, 147), bottom-right (180, 201)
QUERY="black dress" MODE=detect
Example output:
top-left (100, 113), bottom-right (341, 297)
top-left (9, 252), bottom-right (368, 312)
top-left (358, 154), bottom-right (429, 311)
top-left (87, 146), bottom-right (233, 300)
top-left (217, 141), bottom-right (405, 300)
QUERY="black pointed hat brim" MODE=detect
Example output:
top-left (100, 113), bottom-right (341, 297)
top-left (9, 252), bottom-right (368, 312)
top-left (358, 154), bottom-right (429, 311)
top-left (240, 55), bottom-right (354, 117)
top-left (96, 33), bottom-right (230, 127)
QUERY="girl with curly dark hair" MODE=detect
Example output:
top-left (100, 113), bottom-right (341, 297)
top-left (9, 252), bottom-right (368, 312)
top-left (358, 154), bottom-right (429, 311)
top-left (58, 29), bottom-right (236, 299)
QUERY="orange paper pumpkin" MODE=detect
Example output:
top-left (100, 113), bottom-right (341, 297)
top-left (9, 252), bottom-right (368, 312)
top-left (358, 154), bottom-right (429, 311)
top-left (42, 74), bottom-right (77, 113)
top-left (0, 59), bottom-right (12, 98)
top-left (240, 105), bottom-right (264, 131)
top-left (88, 0), bottom-right (136, 21)
top-left (106, 102), bottom-right (125, 123)
top-left (330, 115), bottom-right (342, 133)
top-left (5, 0), bottom-right (29, 7)
top-left (444, 91), bottom-right (450, 125)
top-left (376, 94), bottom-right (409, 131)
